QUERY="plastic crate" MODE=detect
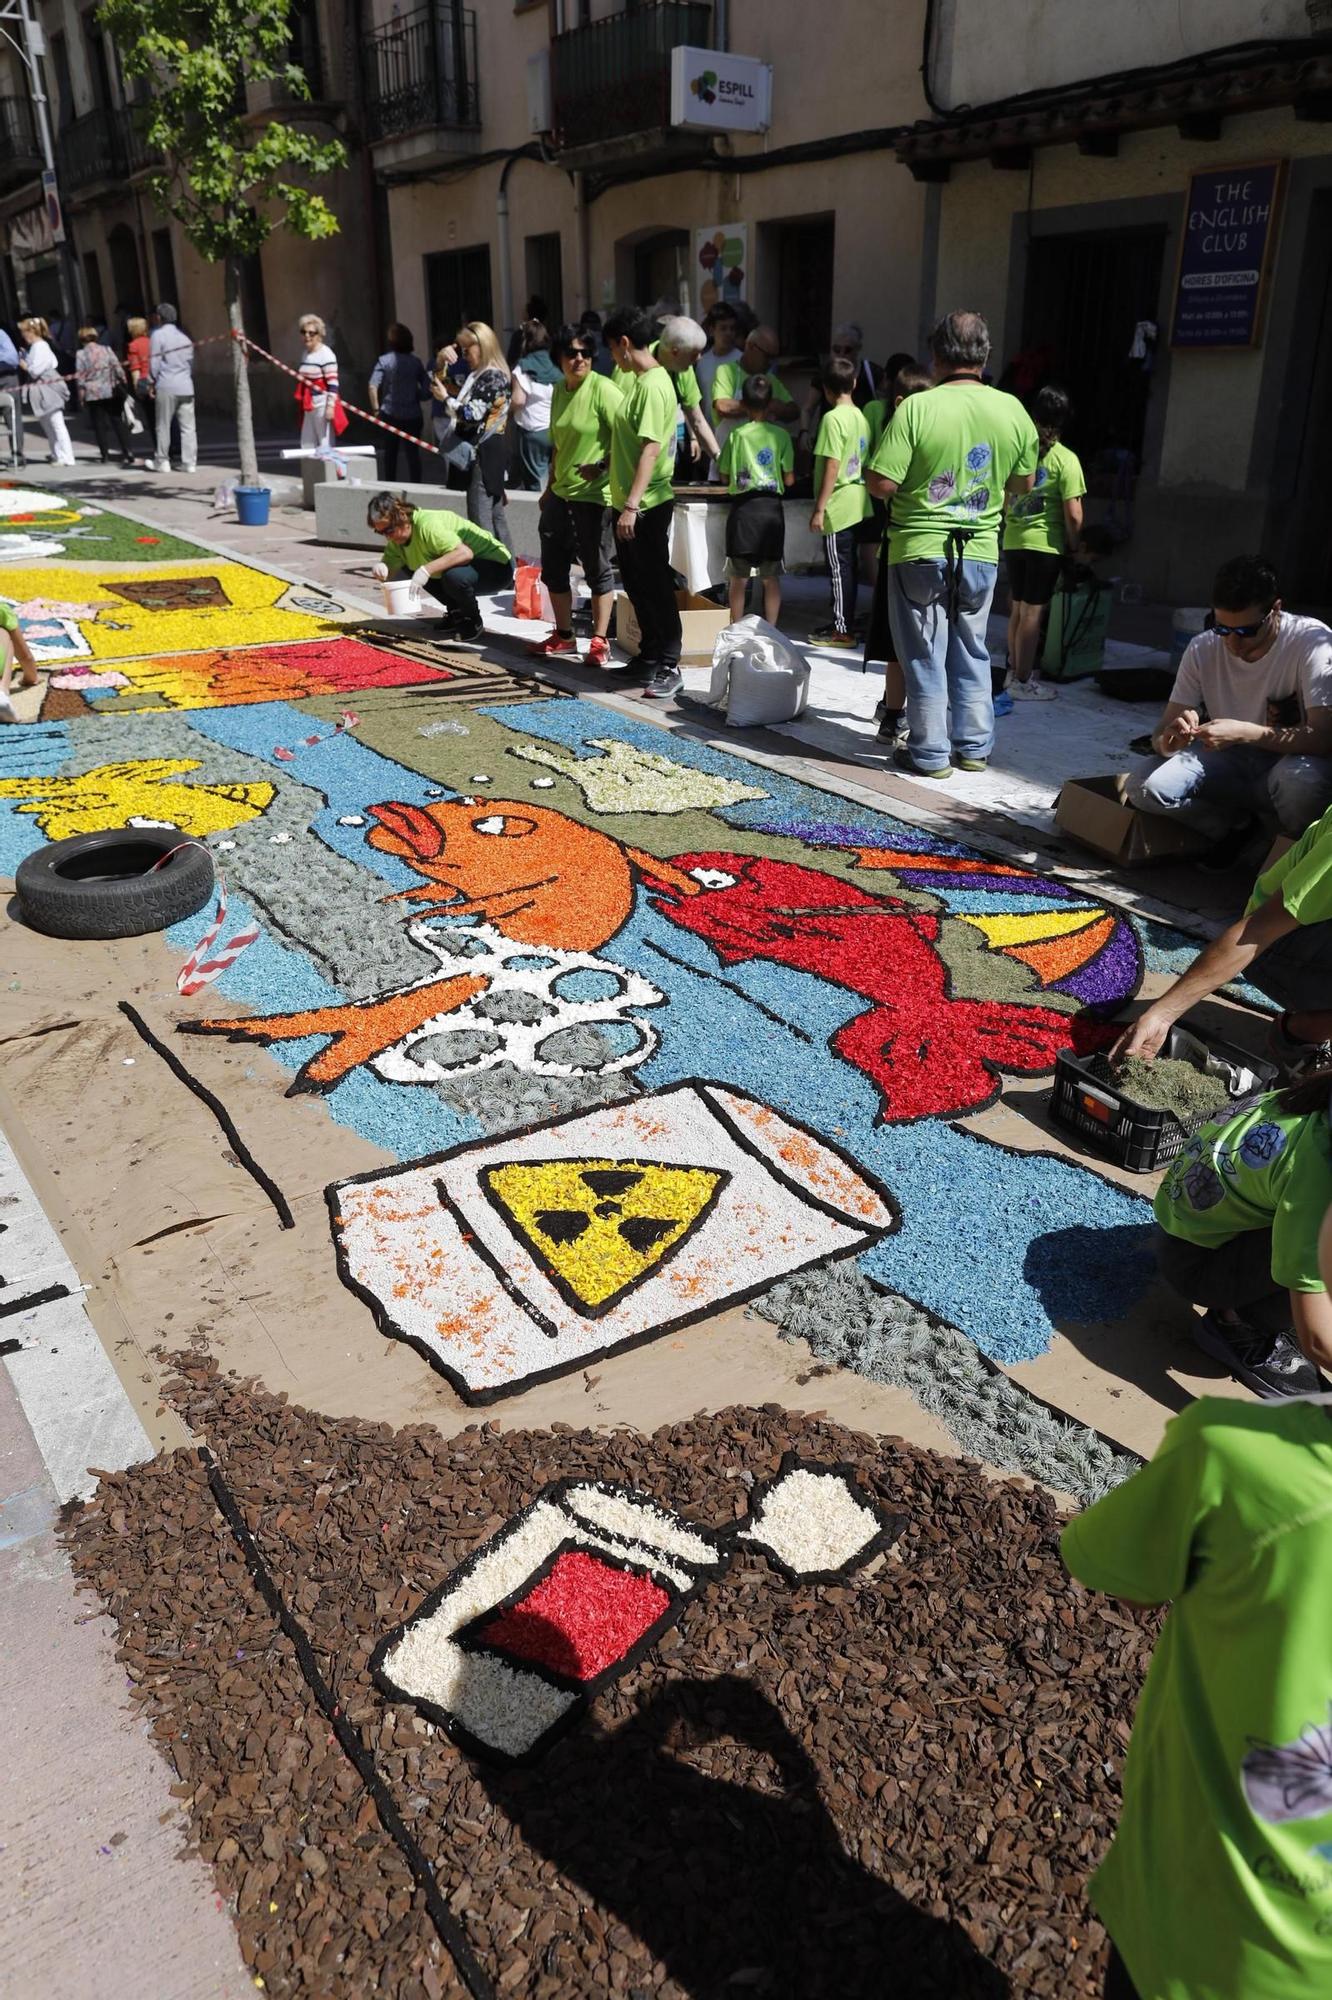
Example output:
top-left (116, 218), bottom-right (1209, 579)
top-left (1050, 1022), bottom-right (1280, 1173)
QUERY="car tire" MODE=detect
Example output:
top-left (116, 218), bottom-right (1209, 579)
top-left (14, 828), bottom-right (215, 940)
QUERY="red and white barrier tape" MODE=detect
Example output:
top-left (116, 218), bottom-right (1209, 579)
top-left (177, 874), bottom-right (261, 996)
top-left (232, 331), bottom-right (457, 461)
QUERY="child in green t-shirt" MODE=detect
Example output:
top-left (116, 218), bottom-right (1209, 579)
top-left (1001, 384), bottom-right (1086, 701)
top-left (717, 374), bottom-right (795, 627)
top-left (0, 600), bottom-right (39, 724)
top-left (1063, 1184), bottom-right (1332, 2000)
top-left (809, 356), bottom-right (870, 647)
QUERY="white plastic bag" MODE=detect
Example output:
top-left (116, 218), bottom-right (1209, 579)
top-left (695, 614), bottom-right (810, 728)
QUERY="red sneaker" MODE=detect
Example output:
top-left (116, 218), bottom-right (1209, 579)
top-left (587, 635), bottom-right (611, 667)
top-left (527, 630), bottom-right (578, 660)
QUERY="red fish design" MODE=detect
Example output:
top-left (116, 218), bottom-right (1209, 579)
top-left (646, 851), bottom-right (1086, 1124)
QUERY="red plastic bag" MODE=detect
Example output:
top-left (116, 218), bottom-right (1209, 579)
top-left (514, 559), bottom-right (544, 619)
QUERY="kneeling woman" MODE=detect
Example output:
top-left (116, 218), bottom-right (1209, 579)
top-left (368, 492), bottom-right (513, 643)
top-left (1154, 1068), bottom-right (1332, 1399)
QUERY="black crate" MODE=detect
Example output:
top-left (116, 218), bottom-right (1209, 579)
top-left (1050, 1022), bottom-right (1280, 1174)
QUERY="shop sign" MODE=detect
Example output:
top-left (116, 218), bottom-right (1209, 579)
top-left (1170, 160), bottom-right (1284, 349)
top-left (670, 47), bottom-right (772, 134)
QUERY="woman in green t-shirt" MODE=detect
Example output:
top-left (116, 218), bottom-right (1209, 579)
top-left (1153, 1068), bottom-right (1332, 1399)
top-left (1001, 385), bottom-right (1086, 701)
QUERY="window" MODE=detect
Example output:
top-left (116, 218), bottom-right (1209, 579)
top-left (80, 12), bottom-right (113, 110)
top-left (425, 244), bottom-right (492, 350)
top-left (523, 233), bottom-right (563, 329)
top-left (81, 250), bottom-right (106, 322)
top-left (152, 228), bottom-right (179, 311)
top-left (48, 33), bottom-right (73, 129)
top-left (107, 223), bottom-right (143, 312)
top-left (287, 0), bottom-right (324, 99)
top-left (765, 215), bottom-right (834, 359)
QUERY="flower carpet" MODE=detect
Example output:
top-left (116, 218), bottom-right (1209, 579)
top-left (0, 481), bottom-right (208, 561)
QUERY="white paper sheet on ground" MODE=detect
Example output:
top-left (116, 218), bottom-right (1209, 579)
top-left (330, 1080), bottom-right (897, 1399)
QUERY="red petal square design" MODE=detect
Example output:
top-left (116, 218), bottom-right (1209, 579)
top-left (474, 1549), bottom-right (671, 1682)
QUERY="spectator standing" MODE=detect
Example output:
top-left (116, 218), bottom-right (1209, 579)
top-left (149, 304), bottom-right (197, 472)
top-left (18, 317), bottom-right (73, 465)
top-left (510, 322), bottom-right (562, 491)
top-left (0, 322), bottom-right (23, 465)
top-left (368, 323), bottom-right (431, 484)
top-left (1126, 555), bottom-right (1332, 863)
top-left (867, 310), bottom-right (1038, 781)
top-left (697, 304), bottom-right (743, 433)
top-left (432, 321), bottom-right (513, 549)
top-left (125, 315), bottom-right (153, 424)
top-left (75, 326), bottom-right (138, 466)
top-left (1062, 1198), bottom-right (1332, 2000)
top-left (295, 313), bottom-right (340, 452)
top-left (604, 305), bottom-right (683, 699)
top-left (799, 321), bottom-right (878, 441)
top-left (1002, 384), bottom-right (1086, 701)
top-left (367, 491), bottom-right (513, 644)
top-left (809, 357), bottom-right (870, 647)
top-left (528, 323), bottom-right (623, 666)
top-left (711, 325), bottom-right (798, 460)
top-left (718, 373), bottom-right (795, 627)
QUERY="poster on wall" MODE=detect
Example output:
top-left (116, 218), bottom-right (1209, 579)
top-left (695, 225), bottom-right (748, 316)
top-left (1170, 160), bottom-right (1285, 349)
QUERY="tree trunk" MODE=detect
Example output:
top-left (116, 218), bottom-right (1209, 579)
top-left (226, 254), bottom-right (260, 488)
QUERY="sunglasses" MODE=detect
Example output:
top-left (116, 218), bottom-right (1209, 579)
top-left (567, 349), bottom-right (593, 361)
top-left (1212, 609), bottom-right (1274, 639)
top-left (831, 344), bottom-right (857, 355)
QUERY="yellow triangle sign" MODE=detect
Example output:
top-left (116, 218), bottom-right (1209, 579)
top-left (480, 1157), bottom-right (729, 1318)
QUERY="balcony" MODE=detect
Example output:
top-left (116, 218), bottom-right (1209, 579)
top-left (0, 94), bottom-right (41, 193)
top-left (364, 3), bottom-right (480, 180)
top-left (550, 0), bottom-right (712, 167)
top-left (56, 104), bottom-right (155, 196)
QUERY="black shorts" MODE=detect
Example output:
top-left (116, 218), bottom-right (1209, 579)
top-left (856, 500), bottom-right (887, 547)
top-left (726, 491), bottom-right (785, 565)
top-left (1005, 548), bottom-right (1063, 606)
top-left (539, 493), bottom-right (616, 598)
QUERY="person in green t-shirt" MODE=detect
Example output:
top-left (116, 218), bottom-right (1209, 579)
top-left (604, 305), bottom-right (684, 699)
top-left (711, 325), bottom-right (798, 468)
top-left (0, 597), bottom-right (39, 724)
top-left (808, 357), bottom-right (870, 647)
top-left (1063, 1199), bottom-right (1332, 1999)
top-left (717, 373), bottom-right (795, 627)
top-left (1001, 384), bottom-right (1086, 701)
top-left (868, 310), bottom-right (1039, 781)
top-left (367, 490), bottom-right (513, 642)
top-left (1111, 800), bottom-right (1332, 1077)
top-left (653, 316), bottom-right (720, 477)
top-left (529, 323), bottom-right (624, 667)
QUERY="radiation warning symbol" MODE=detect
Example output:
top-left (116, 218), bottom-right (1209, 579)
top-left (480, 1158), bottom-right (730, 1318)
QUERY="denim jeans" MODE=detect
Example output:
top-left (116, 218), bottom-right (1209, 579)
top-left (1126, 744), bottom-right (1332, 840)
top-left (887, 557), bottom-right (998, 769)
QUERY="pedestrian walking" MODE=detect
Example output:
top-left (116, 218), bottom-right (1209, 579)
top-left (18, 317), bottom-right (73, 465)
top-left (75, 326), bottom-right (139, 466)
top-left (604, 305), bottom-right (683, 698)
top-left (295, 313), bottom-right (341, 452)
top-left (149, 304), bottom-right (197, 472)
top-left (368, 323), bottom-right (431, 484)
top-left (528, 323), bottom-right (623, 666)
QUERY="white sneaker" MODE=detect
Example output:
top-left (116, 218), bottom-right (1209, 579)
top-left (1009, 676), bottom-right (1057, 701)
top-left (0, 691), bottom-right (16, 723)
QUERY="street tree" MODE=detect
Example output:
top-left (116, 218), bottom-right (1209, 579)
top-left (96, 0), bottom-right (347, 486)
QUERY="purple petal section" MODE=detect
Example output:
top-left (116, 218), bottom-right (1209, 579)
top-left (1053, 917), bottom-right (1142, 1007)
top-left (895, 869), bottom-right (1075, 900)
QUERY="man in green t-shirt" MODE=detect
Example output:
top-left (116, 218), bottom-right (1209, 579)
top-left (868, 310), bottom-right (1039, 781)
top-left (367, 491), bottom-right (513, 642)
top-left (1062, 1200), bottom-right (1332, 1998)
top-left (711, 325), bottom-right (798, 464)
top-left (653, 316), bottom-right (720, 475)
top-left (604, 306), bottom-right (684, 699)
top-left (1111, 800), bottom-right (1332, 1077)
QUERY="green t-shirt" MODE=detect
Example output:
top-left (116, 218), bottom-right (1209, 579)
top-left (384, 510), bottom-right (511, 573)
top-left (1246, 802), bottom-right (1332, 927)
top-left (814, 401), bottom-right (870, 534)
top-left (609, 365), bottom-right (678, 513)
top-left (0, 603), bottom-right (19, 632)
top-left (1154, 1092), bottom-right (1332, 1292)
top-left (550, 370), bottom-right (623, 506)
top-left (712, 362), bottom-right (794, 412)
top-left (651, 342), bottom-right (700, 410)
top-left (717, 419), bottom-right (794, 496)
top-left (1002, 441), bottom-right (1087, 554)
top-left (869, 379), bottom-right (1039, 564)
top-left (1063, 1396), bottom-right (1332, 2000)
top-left (864, 398), bottom-right (889, 456)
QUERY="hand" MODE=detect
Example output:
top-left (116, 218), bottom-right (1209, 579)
top-left (440, 344), bottom-right (458, 367)
top-left (616, 505), bottom-right (638, 542)
top-left (687, 434), bottom-right (701, 463)
top-left (1108, 1003), bottom-right (1173, 1065)
top-left (429, 378), bottom-right (450, 402)
top-left (1158, 707), bottom-right (1199, 754)
top-left (1194, 717), bottom-right (1263, 750)
top-left (809, 509), bottom-right (825, 533)
top-left (411, 564), bottom-right (431, 591)
top-left (371, 561), bottom-right (389, 581)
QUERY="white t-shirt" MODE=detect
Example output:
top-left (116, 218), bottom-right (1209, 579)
top-left (1171, 612), bottom-right (1332, 725)
top-left (512, 365), bottom-right (554, 435)
top-left (697, 344), bottom-right (742, 429)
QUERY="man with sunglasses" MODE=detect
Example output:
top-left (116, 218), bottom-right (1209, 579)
top-left (1127, 554), bottom-right (1332, 866)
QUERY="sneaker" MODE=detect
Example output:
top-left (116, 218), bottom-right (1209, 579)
top-left (587, 635), bottom-right (612, 667)
top-left (873, 698), bottom-right (886, 719)
top-left (1267, 1012), bottom-right (1332, 1081)
top-left (641, 665), bottom-right (683, 700)
top-left (1009, 676), bottom-right (1056, 700)
top-left (876, 710), bottom-right (905, 744)
top-left (953, 755), bottom-right (988, 772)
top-left (449, 617), bottom-right (484, 645)
top-left (892, 745), bottom-right (952, 781)
top-left (1191, 1312), bottom-right (1322, 1400)
top-left (601, 654), bottom-right (652, 679)
top-left (527, 630), bottom-right (578, 660)
top-left (809, 625), bottom-right (858, 648)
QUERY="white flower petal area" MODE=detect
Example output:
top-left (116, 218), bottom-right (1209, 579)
top-left (741, 1465), bottom-right (891, 1578)
top-left (0, 488), bottom-right (66, 516)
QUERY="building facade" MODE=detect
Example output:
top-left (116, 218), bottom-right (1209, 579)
top-left (900, 0), bottom-right (1332, 607)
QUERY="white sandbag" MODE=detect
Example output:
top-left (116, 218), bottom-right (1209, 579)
top-left (695, 615), bottom-right (810, 728)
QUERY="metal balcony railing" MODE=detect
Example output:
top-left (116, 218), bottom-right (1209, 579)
top-left (550, 1), bottom-right (711, 153)
top-left (363, 3), bottom-right (479, 142)
top-left (0, 94), bottom-right (41, 184)
top-left (56, 103), bottom-right (155, 193)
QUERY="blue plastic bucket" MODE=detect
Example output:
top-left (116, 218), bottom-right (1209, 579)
top-left (235, 486), bottom-right (271, 527)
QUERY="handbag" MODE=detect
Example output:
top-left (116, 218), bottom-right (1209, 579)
top-left (514, 560), bottom-right (544, 620)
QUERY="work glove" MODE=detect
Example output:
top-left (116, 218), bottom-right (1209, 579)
top-left (411, 565), bottom-right (431, 592)
top-left (371, 561), bottom-right (388, 581)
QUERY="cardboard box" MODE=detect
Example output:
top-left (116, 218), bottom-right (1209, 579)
top-left (615, 589), bottom-right (728, 665)
top-left (1055, 774), bottom-right (1211, 867)
top-left (1258, 833), bottom-right (1294, 875)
